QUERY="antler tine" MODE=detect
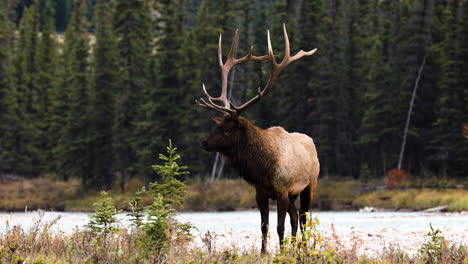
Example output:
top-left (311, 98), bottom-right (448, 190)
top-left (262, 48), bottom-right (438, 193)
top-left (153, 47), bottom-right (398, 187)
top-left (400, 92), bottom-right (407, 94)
top-left (199, 29), bottom-right (270, 117)
top-left (227, 29), bottom-right (239, 60)
top-left (234, 24), bottom-right (317, 115)
top-left (283, 23), bottom-right (317, 63)
top-left (197, 84), bottom-right (236, 116)
top-left (218, 34), bottom-right (223, 67)
top-left (267, 29), bottom-right (276, 65)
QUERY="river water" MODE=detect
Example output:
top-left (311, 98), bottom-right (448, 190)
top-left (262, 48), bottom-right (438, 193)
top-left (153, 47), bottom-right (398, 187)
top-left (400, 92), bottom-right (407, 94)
top-left (1, 211), bottom-right (467, 234)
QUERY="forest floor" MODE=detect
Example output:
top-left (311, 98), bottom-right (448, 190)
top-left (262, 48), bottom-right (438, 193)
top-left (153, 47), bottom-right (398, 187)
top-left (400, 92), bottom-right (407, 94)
top-left (0, 176), bottom-right (467, 212)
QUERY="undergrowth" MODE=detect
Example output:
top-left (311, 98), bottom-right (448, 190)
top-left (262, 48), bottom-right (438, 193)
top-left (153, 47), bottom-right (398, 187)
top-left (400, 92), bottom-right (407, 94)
top-left (1, 211), bottom-right (466, 263)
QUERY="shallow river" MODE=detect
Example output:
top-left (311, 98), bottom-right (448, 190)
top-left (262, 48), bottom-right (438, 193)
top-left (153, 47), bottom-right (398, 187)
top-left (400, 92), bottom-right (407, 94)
top-left (1, 211), bottom-right (467, 234)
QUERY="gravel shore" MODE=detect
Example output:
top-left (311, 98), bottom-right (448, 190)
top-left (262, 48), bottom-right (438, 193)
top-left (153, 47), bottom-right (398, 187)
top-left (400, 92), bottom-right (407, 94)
top-left (191, 227), bottom-right (468, 257)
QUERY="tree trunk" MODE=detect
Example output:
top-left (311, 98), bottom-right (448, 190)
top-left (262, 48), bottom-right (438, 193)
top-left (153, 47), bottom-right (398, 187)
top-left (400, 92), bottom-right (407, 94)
top-left (398, 55), bottom-right (427, 169)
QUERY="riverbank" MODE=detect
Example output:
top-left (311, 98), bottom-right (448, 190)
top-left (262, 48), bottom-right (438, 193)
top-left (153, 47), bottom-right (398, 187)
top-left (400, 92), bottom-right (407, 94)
top-left (0, 211), bottom-right (466, 263)
top-left (190, 228), bottom-right (468, 258)
top-left (0, 177), bottom-right (467, 212)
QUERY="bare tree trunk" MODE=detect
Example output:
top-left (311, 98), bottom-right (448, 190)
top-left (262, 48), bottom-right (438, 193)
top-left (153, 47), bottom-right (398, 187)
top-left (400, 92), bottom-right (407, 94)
top-left (216, 158), bottom-right (225, 181)
top-left (209, 153), bottom-right (220, 183)
top-left (398, 55), bottom-right (427, 169)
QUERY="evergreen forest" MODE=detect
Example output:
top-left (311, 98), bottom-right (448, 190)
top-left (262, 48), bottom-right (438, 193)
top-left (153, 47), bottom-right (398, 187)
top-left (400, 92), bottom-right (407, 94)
top-left (0, 0), bottom-right (466, 189)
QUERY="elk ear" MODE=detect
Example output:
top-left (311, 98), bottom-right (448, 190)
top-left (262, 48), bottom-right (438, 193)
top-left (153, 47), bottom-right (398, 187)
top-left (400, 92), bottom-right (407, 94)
top-left (211, 116), bottom-right (224, 125)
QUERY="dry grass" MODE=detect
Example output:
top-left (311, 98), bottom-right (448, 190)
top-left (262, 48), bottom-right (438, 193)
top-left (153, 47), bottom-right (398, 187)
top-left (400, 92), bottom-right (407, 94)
top-left (1, 177), bottom-right (467, 212)
top-left (313, 177), bottom-right (367, 210)
top-left (185, 179), bottom-right (257, 211)
top-left (354, 189), bottom-right (468, 211)
top-left (0, 177), bottom-right (81, 211)
top-left (0, 214), bottom-right (466, 263)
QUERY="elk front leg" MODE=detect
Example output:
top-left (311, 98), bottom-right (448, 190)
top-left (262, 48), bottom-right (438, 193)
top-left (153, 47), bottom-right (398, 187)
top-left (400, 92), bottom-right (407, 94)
top-left (277, 194), bottom-right (289, 249)
top-left (256, 192), bottom-right (269, 254)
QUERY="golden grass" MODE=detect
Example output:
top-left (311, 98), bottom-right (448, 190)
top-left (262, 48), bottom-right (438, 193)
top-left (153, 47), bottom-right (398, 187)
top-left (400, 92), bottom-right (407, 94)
top-left (354, 189), bottom-right (468, 211)
top-left (0, 178), bottom-right (81, 211)
top-left (0, 177), bottom-right (467, 212)
top-left (313, 177), bottom-right (369, 210)
top-left (185, 179), bottom-right (257, 211)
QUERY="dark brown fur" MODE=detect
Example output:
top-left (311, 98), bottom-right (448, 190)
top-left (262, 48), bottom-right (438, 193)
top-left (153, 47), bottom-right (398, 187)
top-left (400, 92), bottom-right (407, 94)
top-left (202, 116), bottom-right (320, 253)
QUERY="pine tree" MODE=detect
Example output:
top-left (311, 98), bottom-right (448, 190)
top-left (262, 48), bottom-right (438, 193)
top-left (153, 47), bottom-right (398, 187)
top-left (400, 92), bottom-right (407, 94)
top-left (55, 0), bottom-right (92, 184)
top-left (89, 0), bottom-right (119, 188)
top-left (356, 5), bottom-right (393, 177)
top-left (431, 0), bottom-right (465, 177)
top-left (300, 0), bottom-right (336, 176)
top-left (7, 0), bottom-right (40, 176)
top-left (35, 0), bottom-right (57, 174)
top-left (0, 2), bottom-right (14, 175)
top-left (133, 0), bottom-right (186, 176)
top-left (113, 0), bottom-right (152, 185)
top-left (177, 0), bottom-right (239, 175)
top-left (377, 0), bottom-right (403, 173)
top-left (396, 0), bottom-right (434, 173)
top-left (459, 0), bottom-right (468, 177)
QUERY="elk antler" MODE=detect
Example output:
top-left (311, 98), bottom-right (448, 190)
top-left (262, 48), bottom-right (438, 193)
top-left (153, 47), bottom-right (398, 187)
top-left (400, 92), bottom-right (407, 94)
top-left (196, 29), bottom-right (269, 116)
top-left (197, 24), bottom-right (317, 117)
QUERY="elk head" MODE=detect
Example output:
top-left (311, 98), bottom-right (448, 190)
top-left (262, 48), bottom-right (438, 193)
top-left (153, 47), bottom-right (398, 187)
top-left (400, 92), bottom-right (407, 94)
top-left (198, 24), bottom-right (317, 152)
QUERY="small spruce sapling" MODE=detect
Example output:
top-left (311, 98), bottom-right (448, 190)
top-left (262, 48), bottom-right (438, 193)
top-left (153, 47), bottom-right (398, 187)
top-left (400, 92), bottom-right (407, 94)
top-left (128, 187), bottom-right (146, 227)
top-left (140, 140), bottom-right (192, 256)
top-left (150, 139), bottom-right (189, 208)
top-left (87, 191), bottom-right (122, 236)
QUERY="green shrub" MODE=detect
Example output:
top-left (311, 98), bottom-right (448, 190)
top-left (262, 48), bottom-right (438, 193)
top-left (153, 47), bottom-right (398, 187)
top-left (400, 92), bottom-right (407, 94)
top-left (136, 140), bottom-right (192, 257)
top-left (87, 191), bottom-right (122, 236)
top-left (127, 186), bottom-right (146, 227)
top-left (417, 224), bottom-right (468, 264)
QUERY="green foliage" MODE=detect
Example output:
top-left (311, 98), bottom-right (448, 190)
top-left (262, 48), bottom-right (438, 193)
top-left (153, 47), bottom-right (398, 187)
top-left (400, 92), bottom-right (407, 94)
top-left (87, 191), bottom-right (122, 236)
top-left (418, 224), bottom-right (468, 264)
top-left (137, 140), bottom-right (191, 256)
top-left (5, 0), bottom-right (41, 176)
top-left (277, 214), bottom-right (335, 262)
top-left (359, 163), bottom-right (372, 183)
top-left (419, 224), bottom-right (446, 262)
top-left (54, 0), bottom-right (92, 183)
top-left (89, 0), bottom-right (119, 188)
top-left (113, 0), bottom-right (152, 180)
top-left (274, 214), bottom-right (343, 263)
top-left (0, 0), bottom-right (466, 185)
top-left (35, 0), bottom-right (57, 174)
top-left (1, 209), bottom-right (468, 263)
top-left (127, 187), bottom-right (146, 227)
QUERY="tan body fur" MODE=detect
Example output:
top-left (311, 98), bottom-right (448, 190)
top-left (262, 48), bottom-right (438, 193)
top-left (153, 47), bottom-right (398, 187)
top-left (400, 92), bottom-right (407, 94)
top-left (198, 24), bottom-right (319, 254)
top-left (203, 116), bottom-right (319, 253)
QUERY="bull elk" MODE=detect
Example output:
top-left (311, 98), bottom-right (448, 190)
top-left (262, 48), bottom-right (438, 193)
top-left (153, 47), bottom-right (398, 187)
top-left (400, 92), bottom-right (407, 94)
top-left (197, 24), bottom-right (319, 253)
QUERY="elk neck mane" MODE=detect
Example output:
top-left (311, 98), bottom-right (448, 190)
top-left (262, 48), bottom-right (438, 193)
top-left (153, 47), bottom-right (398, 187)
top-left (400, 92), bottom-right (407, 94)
top-left (222, 117), bottom-right (277, 187)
